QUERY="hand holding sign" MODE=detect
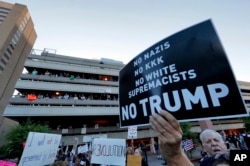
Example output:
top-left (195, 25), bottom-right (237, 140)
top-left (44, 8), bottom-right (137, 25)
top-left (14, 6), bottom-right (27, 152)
top-left (149, 109), bottom-right (193, 166)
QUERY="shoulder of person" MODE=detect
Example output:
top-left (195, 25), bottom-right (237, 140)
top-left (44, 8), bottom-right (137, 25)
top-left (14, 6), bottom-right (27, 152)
top-left (200, 156), bottom-right (213, 166)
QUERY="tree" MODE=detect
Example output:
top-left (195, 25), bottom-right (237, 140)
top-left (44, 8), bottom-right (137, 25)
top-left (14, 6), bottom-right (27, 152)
top-left (180, 122), bottom-right (197, 140)
top-left (242, 116), bottom-right (250, 132)
top-left (0, 119), bottom-right (50, 159)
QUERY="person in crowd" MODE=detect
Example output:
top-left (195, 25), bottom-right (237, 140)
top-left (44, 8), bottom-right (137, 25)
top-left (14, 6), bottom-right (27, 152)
top-left (51, 160), bottom-right (70, 166)
top-left (78, 153), bottom-right (90, 166)
top-left (125, 146), bottom-right (134, 165)
top-left (126, 146), bottom-right (134, 155)
top-left (45, 70), bottom-right (50, 76)
top-left (198, 129), bottom-right (228, 166)
top-left (243, 131), bottom-right (250, 149)
top-left (224, 135), bottom-right (231, 149)
top-left (219, 131), bottom-right (226, 142)
top-left (134, 148), bottom-right (148, 166)
top-left (154, 141), bottom-right (162, 160)
top-left (149, 109), bottom-right (229, 166)
top-left (73, 94), bottom-right (79, 100)
top-left (73, 157), bottom-right (82, 166)
top-left (138, 141), bottom-right (148, 164)
top-left (236, 133), bottom-right (248, 150)
top-left (32, 68), bottom-right (38, 75)
top-left (80, 94), bottom-right (86, 100)
top-left (56, 148), bottom-right (67, 162)
top-left (64, 93), bottom-right (69, 100)
top-left (66, 150), bottom-right (74, 166)
top-left (53, 149), bottom-right (69, 166)
top-left (231, 133), bottom-right (238, 148)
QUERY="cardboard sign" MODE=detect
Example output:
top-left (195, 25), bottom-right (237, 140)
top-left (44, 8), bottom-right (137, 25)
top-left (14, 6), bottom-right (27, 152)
top-left (19, 132), bottom-right (61, 166)
top-left (91, 138), bottom-right (126, 166)
top-left (119, 19), bottom-right (248, 127)
top-left (127, 155), bottom-right (141, 166)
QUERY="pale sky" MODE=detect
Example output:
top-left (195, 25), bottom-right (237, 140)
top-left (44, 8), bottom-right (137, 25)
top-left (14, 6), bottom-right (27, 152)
top-left (4, 0), bottom-right (250, 82)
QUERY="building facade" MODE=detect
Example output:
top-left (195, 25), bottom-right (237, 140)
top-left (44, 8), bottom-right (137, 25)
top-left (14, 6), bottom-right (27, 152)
top-left (3, 49), bottom-right (250, 147)
top-left (0, 1), bottom-right (37, 142)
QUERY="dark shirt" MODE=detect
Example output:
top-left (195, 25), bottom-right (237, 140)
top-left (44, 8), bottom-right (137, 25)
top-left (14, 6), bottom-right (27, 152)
top-left (244, 134), bottom-right (250, 147)
top-left (81, 157), bottom-right (90, 166)
top-left (154, 143), bottom-right (159, 150)
top-left (141, 158), bottom-right (148, 166)
top-left (200, 157), bottom-right (213, 166)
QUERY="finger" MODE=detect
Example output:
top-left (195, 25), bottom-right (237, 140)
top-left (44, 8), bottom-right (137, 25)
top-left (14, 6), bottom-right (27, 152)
top-left (150, 112), bottom-right (183, 142)
top-left (149, 114), bottom-right (168, 133)
top-left (159, 110), bottom-right (182, 132)
top-left (150, 116), bottom-right (179, 143)
top-left (150, 113), bottom-right (177, 135)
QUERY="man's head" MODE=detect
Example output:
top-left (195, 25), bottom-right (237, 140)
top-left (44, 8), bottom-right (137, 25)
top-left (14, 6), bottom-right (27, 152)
top-left (200, 129), bottom-right (227, 156)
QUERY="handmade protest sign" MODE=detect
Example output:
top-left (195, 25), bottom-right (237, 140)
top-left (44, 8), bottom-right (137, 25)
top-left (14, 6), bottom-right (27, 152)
top-left (119, 19), bottom-right (248, 127)
top-left (77, 144), bottom-right (89, 154)
top-left (128, 126), bottom-right (137, 139)
top-left (91, 138), bottom-right (126, 166)
top-left (19, 132), bottom-right (61, 166)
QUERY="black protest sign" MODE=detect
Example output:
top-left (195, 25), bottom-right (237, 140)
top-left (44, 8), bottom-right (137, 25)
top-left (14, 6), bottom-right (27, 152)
top-left (119, 19), bottom-right (248, 127)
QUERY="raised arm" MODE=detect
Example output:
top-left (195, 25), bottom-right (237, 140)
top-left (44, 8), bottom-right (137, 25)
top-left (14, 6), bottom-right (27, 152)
top-left (149, 110), bottom-right (193, 166)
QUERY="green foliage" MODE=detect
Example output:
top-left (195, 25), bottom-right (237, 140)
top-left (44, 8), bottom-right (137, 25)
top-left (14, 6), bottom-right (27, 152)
top-left (0, 119), bottom-right (50, 159)
top-left (180, 122), bottom-right (197, 140)
top-left (242, 116), bottom-right (250, 132)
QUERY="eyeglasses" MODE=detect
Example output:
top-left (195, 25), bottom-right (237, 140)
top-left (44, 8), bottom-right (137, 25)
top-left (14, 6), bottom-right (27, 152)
top-left (213, 152), bottom-right (230, 161)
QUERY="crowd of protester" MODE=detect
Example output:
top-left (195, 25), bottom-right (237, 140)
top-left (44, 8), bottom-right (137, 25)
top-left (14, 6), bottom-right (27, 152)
top-left (30, 69), bottom-right (118, 82)
top-left (15, 91), bottom-right (118, 102)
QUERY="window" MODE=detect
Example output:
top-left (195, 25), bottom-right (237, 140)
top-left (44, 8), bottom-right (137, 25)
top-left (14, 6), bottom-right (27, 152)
top-left (1, 58), bottom-right (7, 66)
top-left (3, 53), bottom-right (9, 60)
top-left (6, 48), bottom-right (12, 55)
top-left (0, 65), bottom-right (3, 72)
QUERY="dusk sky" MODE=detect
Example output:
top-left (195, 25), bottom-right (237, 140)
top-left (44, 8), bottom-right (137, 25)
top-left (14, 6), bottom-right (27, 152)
top-left (4, 0), bottom-right (250, 82)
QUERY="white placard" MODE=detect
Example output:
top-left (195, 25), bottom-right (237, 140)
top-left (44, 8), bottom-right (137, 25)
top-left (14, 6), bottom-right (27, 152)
top-left (19, 132), bottom-right (61, 166)
top-left (91, 138), bottom-right (126, 166)
top-left (77, 144), bottom-right (89, 154)
top-left (72, 137), bottom-right (79, 155)
top-left (128, 126), bottom-right (137, 139)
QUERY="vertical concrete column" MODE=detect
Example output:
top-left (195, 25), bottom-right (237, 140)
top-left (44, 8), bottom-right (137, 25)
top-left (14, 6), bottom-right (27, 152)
top-left (199, 120), bottom-right (214, 131)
